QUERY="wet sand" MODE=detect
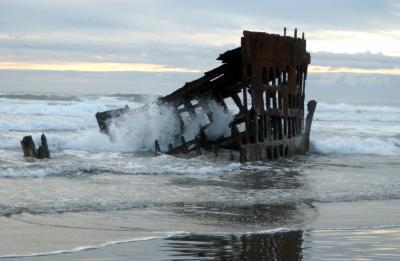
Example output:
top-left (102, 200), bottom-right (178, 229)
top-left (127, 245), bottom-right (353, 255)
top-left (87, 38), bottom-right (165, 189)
top-left (2, 199), bottom-right (400, 260)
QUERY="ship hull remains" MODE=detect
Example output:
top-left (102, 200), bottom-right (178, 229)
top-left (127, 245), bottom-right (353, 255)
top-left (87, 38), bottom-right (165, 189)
top-left (96, 30), bottom-right (317, 162)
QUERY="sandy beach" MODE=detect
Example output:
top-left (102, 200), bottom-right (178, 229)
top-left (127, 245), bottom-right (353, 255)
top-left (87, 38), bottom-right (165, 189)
top-left (1, 200), bottom-right (400, 260)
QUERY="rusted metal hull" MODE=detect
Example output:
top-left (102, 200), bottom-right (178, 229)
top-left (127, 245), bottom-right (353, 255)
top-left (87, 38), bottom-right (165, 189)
top-left (96, 29), bottom-right (317, 162)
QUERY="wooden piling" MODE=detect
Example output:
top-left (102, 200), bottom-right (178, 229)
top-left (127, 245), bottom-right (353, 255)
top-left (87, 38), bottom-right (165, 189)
top-left (154, 140), bottom-right (161, 155)
top-left (21, 136), bottom-right (36, 157)
top-left (21, 134), bottom-right (51, 159)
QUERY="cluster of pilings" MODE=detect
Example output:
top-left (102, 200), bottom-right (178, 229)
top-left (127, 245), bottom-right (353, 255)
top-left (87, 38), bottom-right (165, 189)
top-left (20, 134), bottom-right (51, 159)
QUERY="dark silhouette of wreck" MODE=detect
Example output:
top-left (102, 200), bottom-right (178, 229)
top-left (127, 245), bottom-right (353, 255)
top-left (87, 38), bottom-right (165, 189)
top-left (96, 29), bottom-right (317, 162)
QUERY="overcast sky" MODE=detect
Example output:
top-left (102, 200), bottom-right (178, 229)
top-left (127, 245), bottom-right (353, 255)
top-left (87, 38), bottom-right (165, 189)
top-left (0, 0), bottom-right (399, 103)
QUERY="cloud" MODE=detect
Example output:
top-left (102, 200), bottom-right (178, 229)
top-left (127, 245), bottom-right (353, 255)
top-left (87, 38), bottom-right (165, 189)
top-left (309, 52), bottom-right (400, 76)
top-left (1, 0), bottom-right (399, 67)
top-left (0, 34), bottom-right (15, 40)
top-left (2, 1), bottom-right (399, 36)
top-left (0, 61), bottom-right (201, 73)
top-left (307, 72), bottom-right (400, 103)
top-left (310, 65), bottom-right (400, 75)
top-left (0, 37), bottom-right (228, 69)
top-left (135, 0), bottom-right (400, 31)
top-left (312, 52), bottom-right (400, 70)
top-left (0, 70), bottom-right (200, 95)
top-left (307, 30), bottom-right (400, 56)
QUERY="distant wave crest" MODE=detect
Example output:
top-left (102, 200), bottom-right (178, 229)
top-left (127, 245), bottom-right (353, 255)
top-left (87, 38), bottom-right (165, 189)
top-left (314, 102), bottom-right (400, 123)
top-left (317, 102), bottom-right (400, 114)
top-left (311, 135), bottom-right (400, 156)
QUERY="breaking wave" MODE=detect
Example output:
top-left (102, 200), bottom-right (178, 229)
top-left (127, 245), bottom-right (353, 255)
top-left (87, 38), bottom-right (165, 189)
top-left (311, 135), bottom-right (400, 156)
top-left (0, 151), bottom-right (242, 178)
top-left (315, 102), bottom-right (400, 123)
top-left (0, 94), bottom-right (234, 153)
top-left (317, 102), bottom-right (400, 114)
top-left (309, 102), bottom-right (400, 156)
top-left (0, 96), bottom-right (143, 117)
top-left (47, 100), bottom-right (233, 152)
top-left (0, 96), bottom-right (399, 156)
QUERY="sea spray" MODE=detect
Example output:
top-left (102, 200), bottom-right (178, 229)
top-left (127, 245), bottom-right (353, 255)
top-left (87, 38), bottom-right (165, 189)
top-left (181, 100), bottom-right (234, 141)
top-left (205, 101), bottom-right (234, 140)
top-left (0, 97), bottom-right (234, 152)
top-left (108, 102), bottom-right (182, 152)
top-left (107, 100), bottom-right (234, 152)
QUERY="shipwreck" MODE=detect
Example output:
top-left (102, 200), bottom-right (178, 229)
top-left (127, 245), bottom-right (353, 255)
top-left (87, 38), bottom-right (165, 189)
top-left (96, 29), bottom-right (317, 162)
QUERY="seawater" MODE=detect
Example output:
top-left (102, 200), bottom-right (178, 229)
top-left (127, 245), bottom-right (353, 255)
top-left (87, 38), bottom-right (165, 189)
top-left (0, 94), bottom-right (399, 260)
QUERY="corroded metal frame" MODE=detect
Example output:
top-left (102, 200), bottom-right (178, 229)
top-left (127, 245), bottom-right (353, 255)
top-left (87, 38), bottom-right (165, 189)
top-left (96, 29), bottom-right (317, 162)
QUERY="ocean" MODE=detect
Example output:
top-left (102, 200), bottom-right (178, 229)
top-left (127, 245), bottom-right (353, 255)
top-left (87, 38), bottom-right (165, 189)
top-left (0, 94), bottom-right (399, 260)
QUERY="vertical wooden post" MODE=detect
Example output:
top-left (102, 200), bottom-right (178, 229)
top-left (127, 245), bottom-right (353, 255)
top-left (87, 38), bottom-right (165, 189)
top-left (21, 134), bottom-right (50, 159)
top-left (21, 136), bottom-right (36, 157)
top-left (304, 100), bottom-right (317, 152)
top-left (243, 87), bottom-right (250, 144)
top-left (41, 134), bottom-right (50, 158)
top-left (154, 140), bottom-right (161, 155)
top-left (194, 133), bottom-right (202, 155)
top-left (181, 136), bottom-right (189, 153)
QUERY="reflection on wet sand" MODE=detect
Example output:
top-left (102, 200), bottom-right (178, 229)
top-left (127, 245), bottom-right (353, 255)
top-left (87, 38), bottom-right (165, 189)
top-left (303, 227), bottom-right (400, 260)
top-left (169, 158), bottom-right (305, 190)
top-left (162, 231), bottom-right (302, 260)
top-left (160, 160), bottom-right (310, 260)
top-left (166, 202), bottom-right (315, 229)
top-left (164, 230), bottom-right (303, 261)
top-left (163, 227), bottom-right (400, 261)
top-left (167, 160), bottom-right (315, 229)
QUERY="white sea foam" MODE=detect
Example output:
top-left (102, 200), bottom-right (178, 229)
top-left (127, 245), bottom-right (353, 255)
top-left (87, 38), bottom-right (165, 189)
top-left (1, 97), bottom-right (399, 157)
top-left (205, 101), bottom-right (234, 140)
top-left (315, 102), bottom-right (400, 123)
top-left (98, 100), bottom-right (233, 152)
top-left (0, 116), bottom-right (90, 131)
top-left (181, 100), bottom-right (234, 141)
top-left (0, 164), bottom-right (105, 178)
top-left (317, 102), bottom-right (400, 114)
top-left (311, 135), bottom-right (400, 156)
top-left (0, 96), bottom-right (143, 117)
top-left (309, 102), bottom-right (400, 155)
top-left (0, 231), bottom-right (189, 259)
top-left (107, 102), bottom-right (182, 152)
top-left (0, 152), bottom-right (242, 178)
